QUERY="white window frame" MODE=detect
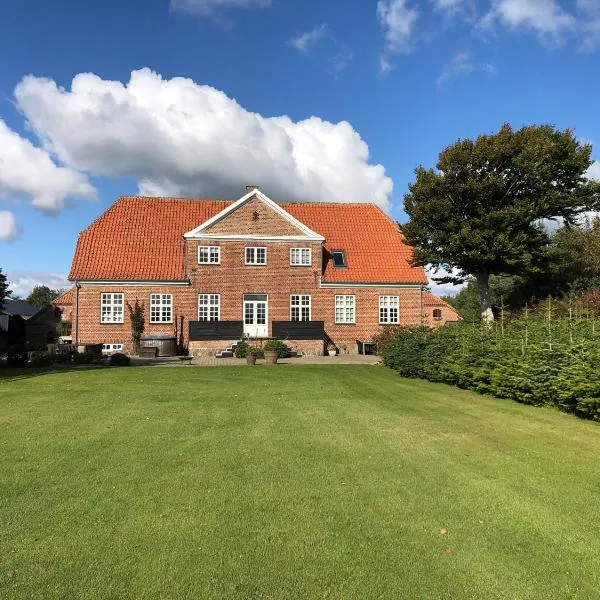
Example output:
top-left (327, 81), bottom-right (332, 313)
top-left (198, 294), bottom-right (221, 322)
top-left (290, 248), bottom-right (312, 266)
top-left (335, 295), bottom-right (355, 324)
top-left (245, 247), bottom-right (267, 265)
top-left (102, 343), bottom-right (124, 354)
top-left (100, 293), bottom-right (124, 324)
top-left (198, 246), bottom-right (221, 264)
top-left (379, 295), bottom-right (399, 324)
top-left (150, 294), bottom-right (173, 324)
top-left (290, 294), bottom-right (311, 322)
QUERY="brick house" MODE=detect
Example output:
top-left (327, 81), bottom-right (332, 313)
top-left (66, 186), bottom-right (459, 356)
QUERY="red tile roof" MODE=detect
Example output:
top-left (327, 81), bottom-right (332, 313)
top-left (423, 291), bottom-right (454, 308)
top-left (69, 196), bottom-right (428, 285)
top-left (52, 287), bottom-right (75, 306)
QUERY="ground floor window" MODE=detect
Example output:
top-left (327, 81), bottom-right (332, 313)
top-left (198, 294), bottom-right (220, 321)
top-left (290, 295), bottom-right (311, 321)
top-left (102, 343), bottom-right (124, 354)
top-left (101, 293), bottom-right (124, 323)
top-left (150, 294), bottom-right (173, 323)
top-left (335, 295), bottom-right (355, 324)
top-left (379, 295), bottom-right (399, 324)
top-left (433, 308), bottom-right (442, 320)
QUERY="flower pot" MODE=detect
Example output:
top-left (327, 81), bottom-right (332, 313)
top-left (328, 350), bottom-right (336, 356)
top-left (264, 350), bottom-right (278, 364)
top-left (246, 354), bottom-right (257, 365)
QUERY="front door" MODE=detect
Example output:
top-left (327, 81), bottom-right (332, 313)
top-left (243, 294), bottom-right (268, 338)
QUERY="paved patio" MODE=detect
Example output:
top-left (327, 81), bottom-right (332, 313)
top-left (131, 354), bottom-right (381, 367)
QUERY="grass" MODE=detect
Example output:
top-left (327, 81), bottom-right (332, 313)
top-left (1, 365), bottom-right (599, 599)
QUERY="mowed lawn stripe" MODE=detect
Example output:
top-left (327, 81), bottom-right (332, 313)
top-left (1, 365), bottom-right (599, 599)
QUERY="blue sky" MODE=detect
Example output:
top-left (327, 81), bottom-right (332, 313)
top-left (1, 0), bottom-right (599, 296)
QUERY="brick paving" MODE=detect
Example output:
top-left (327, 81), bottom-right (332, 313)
top-left (131, 354), bottom-right (381, 367)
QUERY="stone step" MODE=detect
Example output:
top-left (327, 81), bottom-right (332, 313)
top-left (215, 351), bottom-right (234, 358)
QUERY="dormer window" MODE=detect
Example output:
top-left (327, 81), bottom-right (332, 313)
top-left (331, 250), bottom-right (346, 268)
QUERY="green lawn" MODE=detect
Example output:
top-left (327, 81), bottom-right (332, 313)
top-left (1, 365), bottom-right (599, 599)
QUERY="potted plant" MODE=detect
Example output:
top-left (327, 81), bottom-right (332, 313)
top-left (327, 343), bottom-right (337, 356)
top-left (246, 346), bottom-right (262, 365)
top-left (263, 339), bottom-right (282, 365)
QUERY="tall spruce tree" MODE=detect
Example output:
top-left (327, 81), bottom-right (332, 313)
top-left (402, 124), bottom-right (600, 322)
top-left (0, 268), bottom-right (10, 312)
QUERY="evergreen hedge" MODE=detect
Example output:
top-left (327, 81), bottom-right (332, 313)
top-left (380, 299), bottom-right (600, 421)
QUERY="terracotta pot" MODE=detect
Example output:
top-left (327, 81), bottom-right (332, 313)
top-left (264, 350), bottom-right (278, 364)
top-left (246, 354), bottom-right (257, 365)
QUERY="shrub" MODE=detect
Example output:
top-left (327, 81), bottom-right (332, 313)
top-left (262, 338), bottom-right (291, 358)
top-left (6, 344), bottom-right (28, 367)
top-left (29, 352), bottom-right (54, 367)
top-left (234, 340), bottom-right (250, 358)
top-left (72, 352), bottom-right (95, 365)
top-left (248, 346), bottom-right (264, 358)
top-left (109, 352), bottom-right (130, 367)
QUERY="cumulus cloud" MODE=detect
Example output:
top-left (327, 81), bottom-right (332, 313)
top-left (170, 0), bottom-right (270, 16)
top-left (577, 0), bottom-right (600, 51)
top-left (377, 0), bottom-right (419, 73)
top-left (480, 0), bottom-right (576, 41)
top-left (426, 266), bottom-right (466, 297)
top-left (436, 51), bottom-right (497, 87)
top-left (0, 211), bottom-right (20, 242)
top-left (14, 68), bottom-right (392, 208)
top-left (6, 270), bottom-right (70, 298)
top-left (288, 23), bottom-right (329, 54)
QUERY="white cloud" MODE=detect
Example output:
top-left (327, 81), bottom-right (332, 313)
top-left (432, 0), bottom-right (464, 14)
top-left (0, 211), bottom-right (20, 242)
top-left (577, 0), bottom-right (600, 51)
top-left (378, 0), bottom-right (419, 52)
top-left (6, 270), bottom-right (70, 298)
top-left (426, 266), bottom-right (466, 297)
top-left (170, 0), bottom-right (270, 16)
top-left (586, 161), bottom-right (600, 180)
top-left (288, 23), bottom-right (329, 54)
top-left (0, 119), bottom-right (96, 239)
top-left (436, 51), bottom-right (497, 87)
top-left (480, 0), bottom-right (576, 41)
top-left (14, 68), bottom-right (393, 208)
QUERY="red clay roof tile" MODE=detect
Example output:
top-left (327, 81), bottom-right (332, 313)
top-left (69, 196), bottom-right (428, 285)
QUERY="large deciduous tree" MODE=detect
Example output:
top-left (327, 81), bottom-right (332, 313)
top-left (26, 285), bottom-right (63, 308)
top-left (402, 124), bottom-right (600, 322)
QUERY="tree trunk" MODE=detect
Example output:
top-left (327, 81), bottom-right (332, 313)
top-left (476, 272), bottom-right (494, 324)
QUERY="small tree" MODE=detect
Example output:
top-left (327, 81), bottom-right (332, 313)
top-left (0, 268), bottom-right (10, 312)
top-left (402, 123), bottom-right (600, 322)
top-left (26, 285), bottom-right (63, 308)
top-left (127, 299), bottom-right (145, 355)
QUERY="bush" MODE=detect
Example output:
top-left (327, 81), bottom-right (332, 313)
top-left (234, 340), bottom-right (250, 358)
top-left (6, 344), bottom-right (28, 367)
top-left (382, 306), bottom-right (600, 421)
top-left (29, 352), bottom-right (54, 367)
top-left (262, 338), bottom-right (291, 358)
top-left (109, 352), bottom-right (130, 367)
top-left (72, 352), bottom-right (95, 365)
top-left (248, 346), bottom-right (264, 358)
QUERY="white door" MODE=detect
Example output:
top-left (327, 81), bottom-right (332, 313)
top-left (243, 294), bottom-right (268, 338)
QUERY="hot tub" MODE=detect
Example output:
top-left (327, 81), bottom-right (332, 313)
top-left (140, 334), bottom-right (177, 357)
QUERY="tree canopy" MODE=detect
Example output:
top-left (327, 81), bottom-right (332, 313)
top-left (26, 286), bottom-right (64, 308)
top-left (0, 269), bottom-right (10, 312)
top-left (402, 123), bottom-right (600, 321)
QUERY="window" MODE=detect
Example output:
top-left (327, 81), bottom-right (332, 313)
top-left (433, 308), bottom-right (442, 320)
top-left (290, 295), bottom-right (311, 321)
top-left (245, 247), bottom-right (267, 265)
top-left (335, 295), bottom-right (355, 324)
top-left (150, 294), bottom-right (172, 323)
top-left (331, 250), bottom-right (346, 268)
top-left (290, 248), bottom-right (311, 266)
top-left (101, 293), bottom-right (124, 323)
top-left (198, 246), bottom-right (220, 264)
top-left (102, 343), bottom-right (124, 354)
top-left (198, 294), bottom-right (220, 322)
top-left (379, 296), bottom-right (399, 324)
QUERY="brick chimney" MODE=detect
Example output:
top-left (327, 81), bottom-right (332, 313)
top-left (245, 185), bottom-right (259, 193)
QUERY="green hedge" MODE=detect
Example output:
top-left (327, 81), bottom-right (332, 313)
top-left (381, 315), bottom-right (600, 421)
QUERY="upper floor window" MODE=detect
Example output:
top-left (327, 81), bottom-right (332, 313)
top-left (198, 246), bottom-right (220, 264)
top-left (245, 247), bottom-right (267, 265)
top-left (101, 293), bottom-right (124, 323)
top-left (379, 295), bottom-right (399, 324)
top-left (331, 250), bottom-right (346, 268)
top-left (150, 294), bottom-right (173, 323)
top-left (290, 295), bottom-right (311, 321)
top-left (433, 308), bottom-right (442, 321)
top-left (290, 248), bottom-right (311, 266)
top-left (198, 294), bottom-right (220, 322)
top-left (335, 295), bottom-right (355, 324)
